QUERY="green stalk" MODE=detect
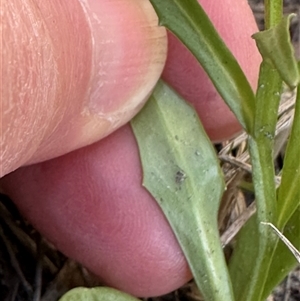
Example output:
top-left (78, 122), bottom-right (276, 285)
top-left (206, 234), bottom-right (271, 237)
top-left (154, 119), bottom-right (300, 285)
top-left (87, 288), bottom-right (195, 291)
top-left (229, 62), bottom-right (282, 301)
top-left (229, 2), bottom-right (286, 299)
top-left (259, 83), bottom-right (300, 297)
top-left (264, 0), bottom-right (283, 29)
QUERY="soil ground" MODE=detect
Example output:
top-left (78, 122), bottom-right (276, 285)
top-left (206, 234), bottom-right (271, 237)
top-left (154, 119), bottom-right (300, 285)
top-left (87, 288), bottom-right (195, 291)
top-left (1, 1), bottom-right (299, 301)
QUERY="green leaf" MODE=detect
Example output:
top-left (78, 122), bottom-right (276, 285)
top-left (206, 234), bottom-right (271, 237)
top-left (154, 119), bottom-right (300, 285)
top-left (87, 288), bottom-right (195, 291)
top-left (252, 14), bottom-right (300, 88)
top-left (277, 79), bottom-right (300, 228)
top-left (261, 206), bottom-right (300, 299)
top-left (149, 0), bottom-right (255, 134)
top-left (229, 205), bottom-right (300, 301)
top-left (58, 287), bottom-right (140, 301)
top-left (131, 80), bottom-right (234, 301)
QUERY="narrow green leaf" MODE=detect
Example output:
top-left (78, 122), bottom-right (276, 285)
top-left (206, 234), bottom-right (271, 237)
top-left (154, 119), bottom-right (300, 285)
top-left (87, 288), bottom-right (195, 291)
top-left (252, 14), bottom-right (300, 88)
top-left (59, 287), bottom-right (140, 301)
top-left (229, 216), bottom-right (274, 301)
top-left (149, 0), bottom-right (255, 134)
top-left (230, 206), bottom-right (300, 301)
top-left (131, 81), bottom-right (234, 301)
top-left (261, 206), bottom-right (300, 300)
top-left (277, 80), bottom-right (300, 228)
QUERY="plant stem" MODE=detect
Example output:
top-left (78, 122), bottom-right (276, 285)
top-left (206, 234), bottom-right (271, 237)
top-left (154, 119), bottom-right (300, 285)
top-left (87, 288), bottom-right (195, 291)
top-left (229, 0), bottom-right (287, 298)
top-left (229, 61), bottom-right (283, 300)
top-left (264, 0), bottom-right (283, 29)
top-left (246, 62), bottom-right (282, 299)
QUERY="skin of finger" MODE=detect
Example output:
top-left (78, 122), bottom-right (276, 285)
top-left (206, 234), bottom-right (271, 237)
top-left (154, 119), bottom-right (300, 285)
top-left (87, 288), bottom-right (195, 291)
top-left (1, 0), bottom-right (167, 177)
top-left (1, 0), bottom-right (92, 177)
top-left (1, 124), bottom-right (192, 297)
top-left (1, 0), bottom-right (261, 297)
top-left (162, 0), bottom-right (261, 142)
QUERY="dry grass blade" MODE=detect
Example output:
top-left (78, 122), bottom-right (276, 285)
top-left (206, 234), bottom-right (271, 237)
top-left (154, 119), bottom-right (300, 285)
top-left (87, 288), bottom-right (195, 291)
top-left (221, 202), bottom-right (257, 248)
top-left (261, 222), bottom-right (300, 264)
